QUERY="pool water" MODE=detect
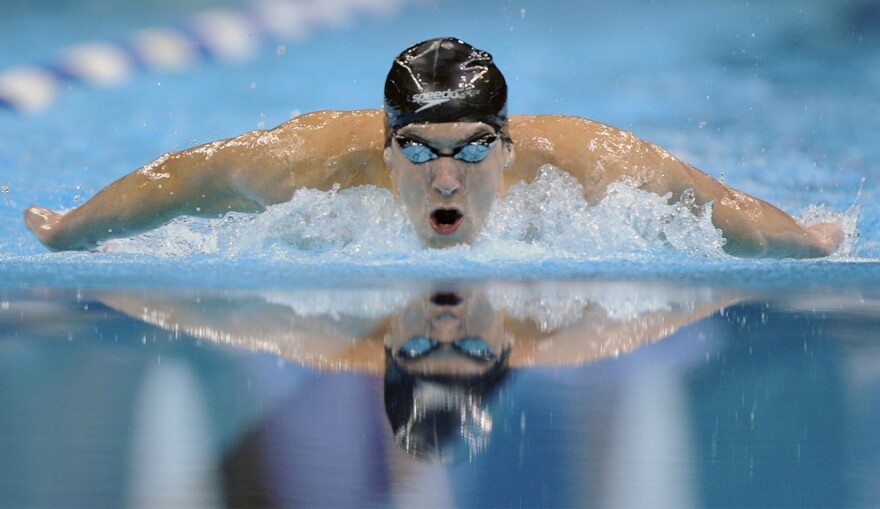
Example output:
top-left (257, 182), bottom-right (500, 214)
top-left (1, 0), bottom-right (880, 507)
top-left (2, 281), bottom-right (880, 507)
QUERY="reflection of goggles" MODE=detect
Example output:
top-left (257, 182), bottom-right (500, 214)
top-left (394, 133), bottom-right (498, 164)
top-left (397, 335), bottom-right (497, 361)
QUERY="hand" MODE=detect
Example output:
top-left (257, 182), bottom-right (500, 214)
top-left (807, 222), bottom-right (845, 256)
top-left (23, 206), bottom-right (65, 251)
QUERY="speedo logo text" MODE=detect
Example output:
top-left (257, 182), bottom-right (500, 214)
top-left (411, 89), bottom-right (479, 113)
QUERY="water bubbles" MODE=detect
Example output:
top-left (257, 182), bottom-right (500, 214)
top-left (101, 165), bottom-right (735, 263)
top-left (104, 184), bottom-right (418, 258)
top-left (480, 165), bottom-right (727, 258)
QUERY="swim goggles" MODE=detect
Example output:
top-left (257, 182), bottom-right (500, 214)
top-left (397, 335), bottom-right (497, 361)
top-left (394, 133), bottom-right (498, 164)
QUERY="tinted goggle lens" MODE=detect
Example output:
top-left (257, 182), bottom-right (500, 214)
top-left (395, 134), bottom-right (498, 164)
top-left (397, 335), bottom-right (497, 361)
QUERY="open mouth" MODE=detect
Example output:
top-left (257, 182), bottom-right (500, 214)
top-left (430, 208), bottom-right (464, 235)
top-left (430, 292), bottom-right (463, 306)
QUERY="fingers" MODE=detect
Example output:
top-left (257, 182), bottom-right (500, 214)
top-left (23, 206), bottom-right (63, 250)
top-left (808, 222), bottom-right (845, 256)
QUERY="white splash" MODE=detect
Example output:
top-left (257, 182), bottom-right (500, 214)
top-left (479, 165), bottom-right (727, 259)
top-left (106, 164), bottom-right (859, 263)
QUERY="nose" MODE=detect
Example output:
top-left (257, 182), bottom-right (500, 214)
top-left (431, 163), bottom-right (460, 197)
top-left (430, 310), bottom-right (462, 341)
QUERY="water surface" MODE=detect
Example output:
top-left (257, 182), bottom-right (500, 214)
top-left (2, 280), bottom-right (879, 507)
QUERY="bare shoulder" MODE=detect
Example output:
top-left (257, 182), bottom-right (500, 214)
top-left (234, 109), bottom-right (390, 201)
top-left (275, 109), bottom-right (385, 131)
top-left (506, 114), bottom-right (687, 199)
top-left (509, 113), bottom-right (609, 133)
top-left (509, 114), bottom-right (653, 153)
top-left (269, 109), bottom-right (386, 150)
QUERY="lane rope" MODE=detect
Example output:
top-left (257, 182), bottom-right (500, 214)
top-left (0, 0), bottom-right (415, 113)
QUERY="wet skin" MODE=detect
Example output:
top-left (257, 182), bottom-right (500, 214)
top-left (387, 289), bottom-right (510, 377)
top-left (384, 122), bottom-right (514, 248)
top-left (23, 110), bottom-right (842, 257)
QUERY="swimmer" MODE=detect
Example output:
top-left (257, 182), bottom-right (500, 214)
top-left (24, 37), bottom-right (844, 258)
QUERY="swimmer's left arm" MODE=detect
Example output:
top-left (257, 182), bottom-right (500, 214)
top-left (512, 115), bottom-right (843, 259)
top-left (650, 157), bottom-right (844, 258)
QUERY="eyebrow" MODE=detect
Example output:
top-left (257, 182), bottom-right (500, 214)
top-left (397, 127), bottom-right (495, 146)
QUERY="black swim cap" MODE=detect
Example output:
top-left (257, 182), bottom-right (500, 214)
top-left (384, 37), bottom-right (508, 131)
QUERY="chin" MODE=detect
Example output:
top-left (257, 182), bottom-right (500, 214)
top-left (423, 228), bottom-right (475, 248)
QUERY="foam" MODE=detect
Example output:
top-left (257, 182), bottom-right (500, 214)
top-left (488, 281), bottom-right (718, 332)
top-left (105, 165), bottom-right (739, 262)
top-left (479, 165), bottom-right (727, 259)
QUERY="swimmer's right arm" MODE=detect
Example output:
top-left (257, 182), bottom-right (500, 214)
top-left (24, 110), bottom-right (387, 251)
top-left (25, 141), bottom-right (267, 251)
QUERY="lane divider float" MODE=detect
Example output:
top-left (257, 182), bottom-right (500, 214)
top-left (0, 0), bottom-right (415, 113)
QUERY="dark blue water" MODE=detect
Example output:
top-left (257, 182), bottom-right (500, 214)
top-left (1, 281), bottom-right (878, 507)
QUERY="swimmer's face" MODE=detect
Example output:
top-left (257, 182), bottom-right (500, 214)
top-left (387, 290), bottom-right (510, 377)
top-left (385, 122), bottom-right (514, 248)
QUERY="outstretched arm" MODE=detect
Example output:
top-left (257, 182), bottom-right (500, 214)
top-left (93, 289), bottom-right (389, 373)
top-left (24, 109), bottom-right (387, 251)
top-left (656, 157), bottom-right (843, 258)
top-left (505, 282), bottom-right (745, 367)
top-left (509, 115), bottom-right (844, 258)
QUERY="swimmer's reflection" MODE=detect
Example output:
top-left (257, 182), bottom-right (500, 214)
top-left (95, 282), bottom-right (737, 463)
top-left (385, 290), bottom-right (511, 462)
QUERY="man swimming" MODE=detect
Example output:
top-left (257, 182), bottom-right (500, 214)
top-left (24, 37), bottom-right (843, 257)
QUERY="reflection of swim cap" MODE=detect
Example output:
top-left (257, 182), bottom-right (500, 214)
top-left (384, 37), bottom-right (508, 131)
top-left (383, 350), bottom-right (509, 464)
